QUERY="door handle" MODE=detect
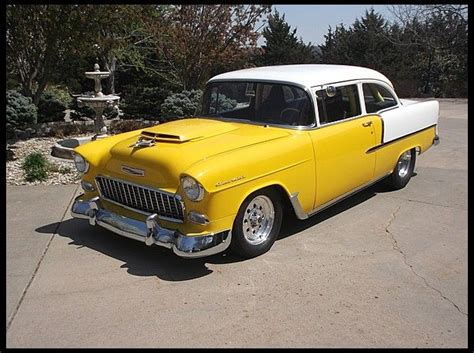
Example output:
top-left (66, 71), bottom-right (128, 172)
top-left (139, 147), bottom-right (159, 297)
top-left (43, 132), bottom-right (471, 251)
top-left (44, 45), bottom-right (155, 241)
top-left (362, 121), bottom-right (372, 127)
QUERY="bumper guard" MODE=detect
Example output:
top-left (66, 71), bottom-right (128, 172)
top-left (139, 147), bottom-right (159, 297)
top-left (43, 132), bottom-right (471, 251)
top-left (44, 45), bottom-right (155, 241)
top-left (71, 195), bottom-right (231, 258)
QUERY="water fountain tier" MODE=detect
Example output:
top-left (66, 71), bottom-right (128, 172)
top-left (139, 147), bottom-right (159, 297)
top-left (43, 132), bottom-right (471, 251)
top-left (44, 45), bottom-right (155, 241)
top-left (84, 63), bottom-right (112, 97)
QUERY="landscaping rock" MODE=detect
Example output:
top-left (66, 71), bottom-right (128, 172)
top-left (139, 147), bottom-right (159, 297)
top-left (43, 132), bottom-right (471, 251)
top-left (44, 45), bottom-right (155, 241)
top-left (25, 127), bottom-right (36, 136)
top-left (6, 146), bottom-right (15, 161)
top-left (6, 136), bottom-right (83, 186)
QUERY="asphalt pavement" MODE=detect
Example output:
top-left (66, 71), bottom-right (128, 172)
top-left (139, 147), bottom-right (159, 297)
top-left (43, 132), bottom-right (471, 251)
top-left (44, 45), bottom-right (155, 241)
top-left (6, 99), bottom-right (467, 348)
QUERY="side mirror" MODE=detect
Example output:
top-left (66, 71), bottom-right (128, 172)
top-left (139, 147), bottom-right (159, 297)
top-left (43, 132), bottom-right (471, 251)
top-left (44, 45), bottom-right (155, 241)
top-left (326, 86), bottom-right (337, 97)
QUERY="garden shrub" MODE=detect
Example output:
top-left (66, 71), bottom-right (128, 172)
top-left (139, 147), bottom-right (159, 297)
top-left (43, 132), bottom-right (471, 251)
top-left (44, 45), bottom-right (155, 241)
top-left (109, 119), bottom-right (155, 134)
top-left (160, 90), bottom-right (203, 121)
top-left (37, 86), bottom-right (72, 123)
top-left (120, 85), bottom-right (170, 120)
top-left (6, 90), bottom-right (38, 139)
top-left (22, 152), bottom-right (49, 182)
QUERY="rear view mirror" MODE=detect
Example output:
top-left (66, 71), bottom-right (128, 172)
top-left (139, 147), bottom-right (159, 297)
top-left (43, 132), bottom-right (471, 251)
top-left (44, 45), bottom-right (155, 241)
top-left (326, 86), bottom-right (336, 97)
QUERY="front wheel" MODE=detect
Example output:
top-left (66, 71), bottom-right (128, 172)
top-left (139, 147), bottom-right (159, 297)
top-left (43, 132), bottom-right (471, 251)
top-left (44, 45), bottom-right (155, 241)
top-left (230, 189), bottom-right (283, 259)
top-left (385, 149), bottom-right (416, 190)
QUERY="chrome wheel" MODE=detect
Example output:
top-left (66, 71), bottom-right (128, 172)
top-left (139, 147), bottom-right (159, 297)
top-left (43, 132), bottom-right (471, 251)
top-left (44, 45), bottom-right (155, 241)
top-left (397, 150), bottom-right (412, 178)
top-left (242, 195), bottom-right (275, 245)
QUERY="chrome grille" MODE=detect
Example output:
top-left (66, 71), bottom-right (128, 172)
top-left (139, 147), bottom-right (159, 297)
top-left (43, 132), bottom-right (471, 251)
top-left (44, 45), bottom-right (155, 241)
top-left (95, 176), bottom-right (184, 222)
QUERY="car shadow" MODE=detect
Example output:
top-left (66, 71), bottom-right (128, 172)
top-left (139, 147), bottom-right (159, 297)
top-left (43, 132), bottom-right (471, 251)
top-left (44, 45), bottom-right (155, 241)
top-left (278, 180), bottom-right (396, 239)
top-left (35, 179), bottom-right (397, 282)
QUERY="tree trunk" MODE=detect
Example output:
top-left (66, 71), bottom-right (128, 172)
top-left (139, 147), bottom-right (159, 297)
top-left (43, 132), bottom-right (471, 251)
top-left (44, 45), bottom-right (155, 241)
top-left (424, 50), bottom-right (433, 95)
top-left (105, 56), bottom-right (117, 95)
top-left (33, 79), bottom-right (48, 106)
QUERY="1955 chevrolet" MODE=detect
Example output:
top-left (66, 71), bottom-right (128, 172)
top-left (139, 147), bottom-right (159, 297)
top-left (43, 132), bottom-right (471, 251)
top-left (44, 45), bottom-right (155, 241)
top-left (71, 64), bottom-right (440, 258)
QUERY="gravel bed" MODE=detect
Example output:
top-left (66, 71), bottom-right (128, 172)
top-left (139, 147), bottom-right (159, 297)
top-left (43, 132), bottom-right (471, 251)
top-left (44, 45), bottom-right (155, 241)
top-left (7, 136), bottom-right (85, 186)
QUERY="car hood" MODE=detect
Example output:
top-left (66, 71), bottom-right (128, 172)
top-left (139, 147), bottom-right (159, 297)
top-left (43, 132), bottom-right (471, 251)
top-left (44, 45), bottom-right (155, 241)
top-left (101, 118), bottom-right (291, 189)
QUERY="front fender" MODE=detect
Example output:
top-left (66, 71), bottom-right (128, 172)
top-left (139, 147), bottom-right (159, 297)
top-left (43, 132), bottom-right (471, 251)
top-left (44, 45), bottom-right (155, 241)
top-left (181, 131), bottom-right (315, 221)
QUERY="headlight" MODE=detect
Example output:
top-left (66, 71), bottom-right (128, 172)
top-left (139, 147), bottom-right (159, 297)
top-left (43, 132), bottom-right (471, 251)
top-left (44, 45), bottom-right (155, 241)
top-left (181, 175), bottom-right (204, 201)
top-left (73, 153), bottom-right (89, 174)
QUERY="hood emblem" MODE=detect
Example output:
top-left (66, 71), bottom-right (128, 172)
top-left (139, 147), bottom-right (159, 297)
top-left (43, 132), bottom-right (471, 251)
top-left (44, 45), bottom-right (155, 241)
top-left (121, 165), bottom-right (145, 177)
top-left (130, 136), bottom-right (156, 149)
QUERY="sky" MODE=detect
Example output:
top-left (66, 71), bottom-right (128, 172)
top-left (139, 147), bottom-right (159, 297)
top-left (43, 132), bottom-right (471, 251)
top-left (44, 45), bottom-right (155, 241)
top-left (257, 5), bottom-right (395, 47)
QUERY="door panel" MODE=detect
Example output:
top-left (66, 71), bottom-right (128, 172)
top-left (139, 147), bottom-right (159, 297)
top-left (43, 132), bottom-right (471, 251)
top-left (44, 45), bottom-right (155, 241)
top-left (309, 116), bottom-right (377, 208)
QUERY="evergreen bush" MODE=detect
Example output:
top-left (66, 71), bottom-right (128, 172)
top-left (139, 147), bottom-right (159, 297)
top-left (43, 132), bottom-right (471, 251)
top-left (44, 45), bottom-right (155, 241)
top-left (160, 90), bottom-right (203, 120)
top-left (120, 85), bottom-right (170, 120)
top-left (6, 90), bottom-right (38, 139)
top-left (37, 86), bottom-right (72, 123)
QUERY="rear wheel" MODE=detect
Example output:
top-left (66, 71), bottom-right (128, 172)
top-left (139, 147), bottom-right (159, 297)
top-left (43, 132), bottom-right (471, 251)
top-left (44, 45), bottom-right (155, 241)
top-left (230, 189), bottom-right (283, 258)
top-left (385, 149), bottom-right (416, 190)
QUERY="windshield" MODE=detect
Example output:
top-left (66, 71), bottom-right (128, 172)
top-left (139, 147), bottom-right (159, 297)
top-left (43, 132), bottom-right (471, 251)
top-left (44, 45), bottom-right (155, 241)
top-left (201, 81), bottom-right (315, 127)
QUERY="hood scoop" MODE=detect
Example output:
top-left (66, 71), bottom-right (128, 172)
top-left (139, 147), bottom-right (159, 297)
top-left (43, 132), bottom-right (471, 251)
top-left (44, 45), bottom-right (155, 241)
top-left (129, 131), bottom-right (185, 149)
top-left (137, 119), bottom-right (239, 144)
top-left (140, 131), bottom-right (186, 143)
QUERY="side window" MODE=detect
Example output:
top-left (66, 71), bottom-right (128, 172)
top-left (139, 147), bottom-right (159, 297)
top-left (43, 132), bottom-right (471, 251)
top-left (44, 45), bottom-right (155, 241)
top-left (363, 83), bottom-right (397, 113)
top-left (316, 84), bottom-right (361, 125)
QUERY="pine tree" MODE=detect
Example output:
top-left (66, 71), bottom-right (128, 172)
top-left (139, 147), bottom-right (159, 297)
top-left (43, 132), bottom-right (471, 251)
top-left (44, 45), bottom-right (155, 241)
top-left (258, 11), bottom-right (317, 66)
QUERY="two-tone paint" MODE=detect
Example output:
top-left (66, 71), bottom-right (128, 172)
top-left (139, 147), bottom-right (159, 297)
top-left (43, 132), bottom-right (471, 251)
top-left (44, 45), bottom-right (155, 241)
top-left (72, 64), bottom-right (439, 257)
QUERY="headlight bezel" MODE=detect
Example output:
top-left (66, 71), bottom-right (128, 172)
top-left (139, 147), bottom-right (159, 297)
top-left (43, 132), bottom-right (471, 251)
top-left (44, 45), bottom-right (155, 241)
top-left (180, 175), bottom-right (205, 202)
top-left (73, 153), bottom-right (89, 174)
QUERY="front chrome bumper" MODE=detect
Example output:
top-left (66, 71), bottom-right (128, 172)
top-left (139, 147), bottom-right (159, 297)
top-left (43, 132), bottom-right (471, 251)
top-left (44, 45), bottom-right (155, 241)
top-left (71, 195), bottom-right (231, 258)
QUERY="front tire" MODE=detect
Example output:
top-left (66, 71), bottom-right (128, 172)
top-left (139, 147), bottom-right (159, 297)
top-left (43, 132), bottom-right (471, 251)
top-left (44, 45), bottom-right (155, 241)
top-left (385, 149), bottom-right (416, 190)
top-left (230, 188), bottom-right (283, 259)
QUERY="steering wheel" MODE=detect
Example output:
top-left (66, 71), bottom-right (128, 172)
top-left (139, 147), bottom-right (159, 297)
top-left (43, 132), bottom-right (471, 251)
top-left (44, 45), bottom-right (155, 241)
top-left (279, 108), bottom-right (301, 125)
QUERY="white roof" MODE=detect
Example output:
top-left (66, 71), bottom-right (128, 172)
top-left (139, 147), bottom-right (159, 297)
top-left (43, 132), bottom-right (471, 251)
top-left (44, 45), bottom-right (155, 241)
top-left (208, 64), bottom-right (393, 88)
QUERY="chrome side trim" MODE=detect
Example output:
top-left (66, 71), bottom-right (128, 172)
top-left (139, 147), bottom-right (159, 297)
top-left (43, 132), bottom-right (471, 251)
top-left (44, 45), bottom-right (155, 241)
top-left (366, 124), bottom-right (437, 153)
top-left (306, 113), bottom-right (383, 132)
top-left (71, 195), bottom-right (231, 259)
top-left (290, 173), bottom-right (390, 219)
top-left (290, 192), bottom-right (308, 220)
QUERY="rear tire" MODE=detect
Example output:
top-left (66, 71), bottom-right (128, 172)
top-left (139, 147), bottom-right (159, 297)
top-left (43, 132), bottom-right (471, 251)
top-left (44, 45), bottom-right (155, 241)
top-left (385, 149), bottom-right (416, 190)
top-left (230, 188), bottom-right (283, 259)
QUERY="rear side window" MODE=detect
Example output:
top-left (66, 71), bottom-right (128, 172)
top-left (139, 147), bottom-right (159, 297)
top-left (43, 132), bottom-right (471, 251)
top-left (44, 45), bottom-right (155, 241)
top-left (316, 84), bottom-right (361, 125)
top-left (363, 83), bottom-right (397, 113)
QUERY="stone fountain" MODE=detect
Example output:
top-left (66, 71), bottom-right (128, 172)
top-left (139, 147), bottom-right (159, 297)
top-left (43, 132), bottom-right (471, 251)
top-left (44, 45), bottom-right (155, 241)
top-left (51, 64), bottom-right (121, 160)
top-left (78, 63), bottom-right (120, 134)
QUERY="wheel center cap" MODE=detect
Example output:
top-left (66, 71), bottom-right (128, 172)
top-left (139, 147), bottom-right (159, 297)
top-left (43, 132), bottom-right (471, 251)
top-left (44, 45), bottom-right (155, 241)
top-left (250, 212), bottom-right (262, 227)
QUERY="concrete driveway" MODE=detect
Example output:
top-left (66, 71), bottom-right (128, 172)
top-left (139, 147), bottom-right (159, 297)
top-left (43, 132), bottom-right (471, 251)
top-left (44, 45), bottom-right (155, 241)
top-left (6, 99), bottom-right (467, 348)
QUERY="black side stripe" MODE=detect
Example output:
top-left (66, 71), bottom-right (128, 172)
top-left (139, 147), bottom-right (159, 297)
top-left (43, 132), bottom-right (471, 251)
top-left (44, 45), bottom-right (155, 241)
top-left (366, 123), bottom-right (437, 154)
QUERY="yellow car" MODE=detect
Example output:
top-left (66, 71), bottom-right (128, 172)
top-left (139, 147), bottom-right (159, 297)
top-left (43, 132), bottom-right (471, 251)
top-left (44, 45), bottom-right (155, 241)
top-left (71, 64), bottom-right (440, 259)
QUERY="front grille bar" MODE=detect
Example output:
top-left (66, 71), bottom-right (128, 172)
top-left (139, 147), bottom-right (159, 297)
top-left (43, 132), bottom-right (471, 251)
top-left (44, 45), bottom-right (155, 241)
top-left (95, 176), bottom-right (184, 223)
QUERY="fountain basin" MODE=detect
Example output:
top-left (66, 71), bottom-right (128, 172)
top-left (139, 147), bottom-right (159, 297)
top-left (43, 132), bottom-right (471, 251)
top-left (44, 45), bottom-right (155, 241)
top-left (51, 135), bottom-right (108, 160)
top-left (77, 95), bottom-right (120, 107)
top-left (85, 71), bottom-right (112, 77)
